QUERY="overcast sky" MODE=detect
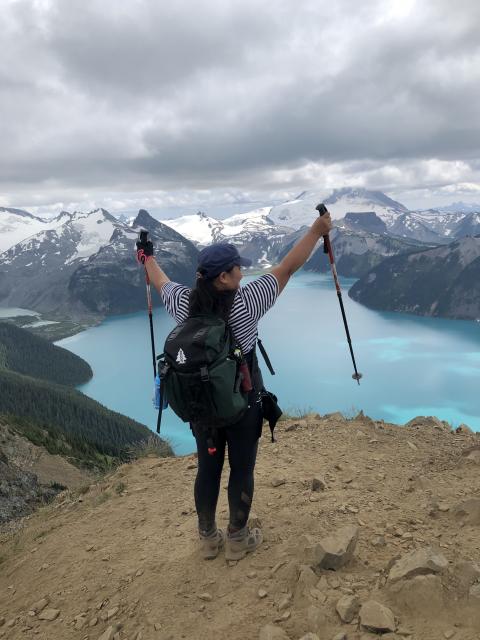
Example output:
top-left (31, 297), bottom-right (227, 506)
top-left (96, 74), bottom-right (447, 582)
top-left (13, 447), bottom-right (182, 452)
top-left (1, 0), bottom-right (480, 216)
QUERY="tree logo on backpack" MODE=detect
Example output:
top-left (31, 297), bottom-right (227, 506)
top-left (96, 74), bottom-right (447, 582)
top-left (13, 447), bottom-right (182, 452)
top-left (176, 348), bottom-right (187, 365)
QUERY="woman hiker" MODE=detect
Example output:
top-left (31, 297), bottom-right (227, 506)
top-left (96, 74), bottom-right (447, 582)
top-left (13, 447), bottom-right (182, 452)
top-left (136, 212), bottom-right (332, 561)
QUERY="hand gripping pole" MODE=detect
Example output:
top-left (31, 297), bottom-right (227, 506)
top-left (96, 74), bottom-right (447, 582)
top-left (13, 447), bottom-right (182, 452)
top-left (139, 230), bottom-right (157, 380)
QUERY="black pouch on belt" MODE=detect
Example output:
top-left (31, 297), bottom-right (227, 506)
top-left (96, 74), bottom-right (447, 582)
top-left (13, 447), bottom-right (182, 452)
top-left (261, 389), bottom-right (282, 443)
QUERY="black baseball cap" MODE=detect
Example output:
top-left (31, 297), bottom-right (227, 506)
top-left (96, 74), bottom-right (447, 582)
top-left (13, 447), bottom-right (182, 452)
top-left (197, 243), bottom-right (252, 279)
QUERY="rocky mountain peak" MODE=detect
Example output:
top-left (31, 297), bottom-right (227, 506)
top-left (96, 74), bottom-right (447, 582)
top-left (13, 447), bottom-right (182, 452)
top-left (133, 208), bottom-right (159, 230)
top-left (325, 187), bottom-right (409, 213)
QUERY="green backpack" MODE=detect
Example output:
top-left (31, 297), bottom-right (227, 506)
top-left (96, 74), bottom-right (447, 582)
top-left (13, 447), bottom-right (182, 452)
top-left (157, 314), bottom-right (249, 429)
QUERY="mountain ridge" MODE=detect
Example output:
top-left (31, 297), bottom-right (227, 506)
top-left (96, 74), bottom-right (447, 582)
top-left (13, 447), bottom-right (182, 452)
top-left (349, 235), bottom-right (480, 320)
top-left (0, 208), bottom-right (198, 322)
top-left (2, 189), bottom-right (480, 327)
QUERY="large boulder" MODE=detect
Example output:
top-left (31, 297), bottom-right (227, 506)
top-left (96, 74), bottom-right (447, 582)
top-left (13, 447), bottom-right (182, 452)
top-left (387, 575), bottom-right (444, 615)
top-left (405, 416), bottom-right (450, 431)
top-left (304, 526), bottom-right (359, 571)
top-left (388, 547), bottom-right (448, 583)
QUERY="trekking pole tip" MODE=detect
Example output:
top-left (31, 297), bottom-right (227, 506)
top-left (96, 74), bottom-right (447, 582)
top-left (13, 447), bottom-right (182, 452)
top-left (352, 372), bottom-right (363, 385)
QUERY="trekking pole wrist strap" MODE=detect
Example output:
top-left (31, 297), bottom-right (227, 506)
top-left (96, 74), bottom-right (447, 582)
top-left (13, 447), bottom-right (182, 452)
top-left (257, 338), bottom-right (275, 375)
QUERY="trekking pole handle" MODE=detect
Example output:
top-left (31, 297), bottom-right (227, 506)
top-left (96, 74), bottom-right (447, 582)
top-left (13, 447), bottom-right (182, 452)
top-left (316, 203), bottom-right (331, 254)
top-left (139, 229), bottom-right (149, 244)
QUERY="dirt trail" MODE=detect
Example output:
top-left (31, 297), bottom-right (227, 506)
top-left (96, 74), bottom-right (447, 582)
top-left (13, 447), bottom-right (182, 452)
top-left (1, 414), bottom-right (480, 640)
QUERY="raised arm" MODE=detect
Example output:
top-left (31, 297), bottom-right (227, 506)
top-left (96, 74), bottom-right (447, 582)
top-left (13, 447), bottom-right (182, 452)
top-left (145, 258), bottom-right (170, 293)
top-left (270, 214), bottom-right (332, 293)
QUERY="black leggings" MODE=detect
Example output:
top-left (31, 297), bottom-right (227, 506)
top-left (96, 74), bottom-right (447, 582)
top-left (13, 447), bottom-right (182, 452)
top-left (192, 397), bottom-right (263, 534)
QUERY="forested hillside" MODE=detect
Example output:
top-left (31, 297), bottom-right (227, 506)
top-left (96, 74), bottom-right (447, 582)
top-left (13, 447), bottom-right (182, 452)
top-left (0, 369), bottom-right (167, 465)
top-left (0, 323), bottom-right (172, 479)
top-left (0, 322), bottom-right (92, 385)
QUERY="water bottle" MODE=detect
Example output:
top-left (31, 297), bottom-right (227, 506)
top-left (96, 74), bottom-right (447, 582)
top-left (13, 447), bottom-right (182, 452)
top-left (153, 374), bottom-right (161, 410)
top-left (239, 360), bottom-right (253, 392)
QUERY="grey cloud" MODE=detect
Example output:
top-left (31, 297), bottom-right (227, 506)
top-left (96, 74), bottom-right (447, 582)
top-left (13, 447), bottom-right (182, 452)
top-left (1, 0), bottom-right (480, 200)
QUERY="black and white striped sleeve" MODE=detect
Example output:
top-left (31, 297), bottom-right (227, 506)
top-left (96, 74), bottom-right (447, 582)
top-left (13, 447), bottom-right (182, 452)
top-left (160, 282), bottom-right (190, 323)
top-left (240, 273), bottom-right (279, 321)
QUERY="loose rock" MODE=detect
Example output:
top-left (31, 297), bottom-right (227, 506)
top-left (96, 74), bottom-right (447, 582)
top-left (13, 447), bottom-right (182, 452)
top-left (469, 583), bottom-right (480, 599)
top-left (311, 477), bottom-right (326, 492)
top-left (98, 627), bottom-right (115, 640)
top-left (359, 600), bottom-right (396, 633)
top-left (336, 594), bottom-right (360, 623)
top-left (454, 561), bottom-right (480, 590)
top-left (198, 592), bottom-right (213, 602)
top-left (307, 604), bottom-right (325, 631)
top-left (455, 424), bottom-right (473, 434)
top-left (388, 575), bottom-right (444, 614)
top-left (452, 499), bottom-right (480, 525)
top-left (388, 547), bottom-right (448, 582)
top-left (305, 526), bottom-right (359, 570)
top-left (30, 597), bottom-right (49, 613)
top-left (462, 446), bottom-right (480, 464)
top-left (38, 608), bottom-right (60, 621)
top-left (258, 623), bottom-right (290, 640)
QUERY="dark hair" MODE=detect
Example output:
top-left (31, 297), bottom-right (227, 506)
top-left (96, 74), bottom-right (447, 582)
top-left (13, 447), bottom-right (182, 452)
top-left (188, 272), bottom-right (237, 321)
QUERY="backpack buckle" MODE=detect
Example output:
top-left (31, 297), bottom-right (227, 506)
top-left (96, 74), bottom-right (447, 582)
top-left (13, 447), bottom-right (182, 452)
top-left (159, 362), bottom-right (170, 379)
top-left (200, 366), bottom-right (209, 382)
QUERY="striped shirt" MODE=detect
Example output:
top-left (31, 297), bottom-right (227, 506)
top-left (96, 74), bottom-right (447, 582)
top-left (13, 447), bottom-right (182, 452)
top-left (160, 273), bottom-right (279, 354)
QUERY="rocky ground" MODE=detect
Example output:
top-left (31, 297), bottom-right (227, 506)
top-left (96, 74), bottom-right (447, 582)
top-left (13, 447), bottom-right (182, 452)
top-left (1, 413), bottom-right (480, 640)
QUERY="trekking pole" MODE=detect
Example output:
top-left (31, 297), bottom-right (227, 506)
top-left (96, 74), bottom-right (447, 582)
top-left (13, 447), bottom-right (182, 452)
top-left (138, 230), bottom-right (164, 434)
top-left (138, 230), bottom-right (157, 380)
top-left (316, 204), bottom-right (363, 385)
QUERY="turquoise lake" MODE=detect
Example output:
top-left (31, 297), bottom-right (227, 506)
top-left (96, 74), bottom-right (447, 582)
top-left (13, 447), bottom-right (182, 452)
top-left (57, 272), bottom-right (480, 455)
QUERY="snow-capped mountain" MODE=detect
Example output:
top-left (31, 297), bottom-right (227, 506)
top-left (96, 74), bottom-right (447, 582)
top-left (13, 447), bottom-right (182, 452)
top-left (162, 211), bottom-right (224, 245)
top-left (437, 202), bottom-right (480, 214)
top-left (0, 207), bottom-right (52, 254)
top-left (3, 188), bottom-right (480, 322)
top-left (162, 207), bottom-right (293, 267)
top-left (405, 209), bottom-right (466, 238)
top-left (267, 188), bottom-right (409, 229)
top-left (0, 208), bottom-right (81, 255)
top-left (388, 209), bottom-right (480, 243)
top-left (449, 211), bottom-right (480, 238)
top-left (266, 188), bottom-right (476, 244)
top-left (1, 208), bottom-right (124, 269)
top-left (0, 208), bottom-right (197, 317)
top-left (162, 207), bottom-right (285, 246)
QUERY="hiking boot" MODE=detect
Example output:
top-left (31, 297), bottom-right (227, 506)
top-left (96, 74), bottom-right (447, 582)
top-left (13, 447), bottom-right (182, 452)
top-left (199, 527), bottom-right (225, 560)
top-left (225, 526), bottom-right (263, 561)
